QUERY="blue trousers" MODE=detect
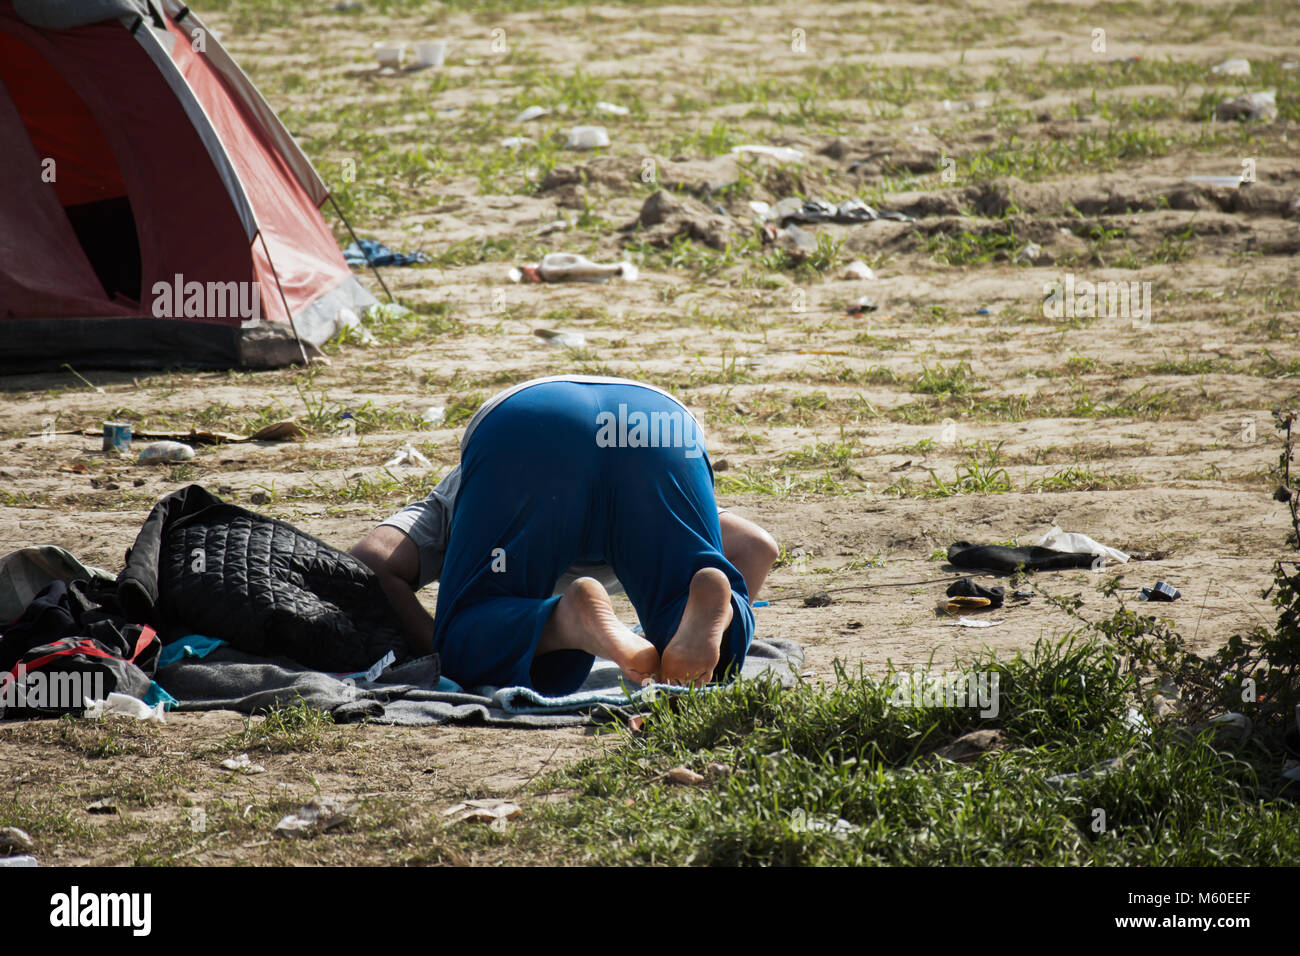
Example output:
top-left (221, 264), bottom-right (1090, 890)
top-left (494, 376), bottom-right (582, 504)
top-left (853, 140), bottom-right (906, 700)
top-left (430, 381), bottom-right (754, 695)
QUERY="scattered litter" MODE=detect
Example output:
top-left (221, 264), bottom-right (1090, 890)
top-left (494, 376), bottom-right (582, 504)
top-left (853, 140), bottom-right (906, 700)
top-left (841, 260), bottom-right (876, 281)
top-left (533, 329), bottom-right (587, 349)
top-left (1199, 711), bottom-right (1252, 751)
top-left (220, 753), bottom-right (266, 774)
top-left (1211, 57), bottom-right (1251, 77)
top-left (762, 222), bottom-right (817, 260)
top-left (1035, 526), bottom-right (1129, 567)
top-left (594, 101), bottom-right (629, 116)
top-left (1139, 581), bottom-right (1181, 602)
top-left (373, 41), bottom-right (404, 70)
top-left (1123, 706), bottom-right (1151, 735)
top-left (442, 799), bottom-right (522, 828)
top-left (58, 462), bottom-right (89, 474)
top-left (275, 796), bottom-right (353, 837)
top-left (413, 40), bottom-right (446, 69)
top-left (421, 405), bottom-right (445, 427)
top-left (954, 616), bottom-right (1003, 628)
top-left (1013, 242), bottom-right (1042, 264)
top-left (934, 729), bottom-right (1007, 762)
top-left (1216, 90), bottom-right (1277, 122)
top-left (0, 856), bottom-right (37, 867)
top-left (563, 125), bottom-right (610, 150)
top-left (1046, 755), bottom-right (1127, 787)
top-left (384, 443), bottom-right (433, 468)
top-left (533, 217), bottom-right (571, 236)
top-left (753, 600), bottom-right (770, 608)
top-left (136, 440), bottom-right (194, 465)
top-left (500, 136), bottom-right (533, 149)
top-left (747, 200), bottom-right (772, 219)
top-left (249, 421), bottom-right (306, 442)
top-left (766, 196), bottom-right (911, 226)
top-left (1011, 590), bottom-right (1034, 600)
top-left (103, 420), bottom-right (132, 454)
top-left (800, 815), bottom-right (860, 839)
top-left (512, 252), bottom-right (637, 283)
top-left (84, 692), bottom-right (165, 723)
top-left (803, 591), bottom-right (833, 608)
top-left (941, 596), bottom-right (991, 614)
top-left (513, 105), bottom-right (549, 123)
top-left (86, 798), bottom-right (118, 815)
top-left (846, 295), bottom-right (878, 316)
top-left (667, 766), bottom-right (706, 786)
top-left (975, 306), bottom-right (992, 315)
top-left (1186, 174), bottom-right (1243, 188)
top-left (343, 239), bottom-right (428, 268)
top-left (731, 144), bottom-right (804, 163)
top-left (946, 577), bottom-right (1006, 610)
top-left (0, 827), bottom-right (34, 855)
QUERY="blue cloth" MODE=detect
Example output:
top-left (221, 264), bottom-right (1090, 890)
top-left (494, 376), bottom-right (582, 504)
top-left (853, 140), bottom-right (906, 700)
top-left (342, 238), bottom-right (429, 268)
top-left (142, 682), bottom-right (179, 710)
top-left (157, 634), bottom-right (227, 669)
top-left (430, 380), bottom-right (754, 696)
top-left (492, 680), bottom-right (705, 716)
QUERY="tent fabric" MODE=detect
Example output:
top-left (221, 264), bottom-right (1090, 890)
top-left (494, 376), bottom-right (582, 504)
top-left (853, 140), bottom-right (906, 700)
top-left (0, 0), bottom-right (375, 371)
top-left (12, 0), bottom-right (148, 30)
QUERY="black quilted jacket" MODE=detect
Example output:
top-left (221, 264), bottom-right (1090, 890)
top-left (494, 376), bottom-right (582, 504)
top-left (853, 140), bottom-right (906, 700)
top-left (117, 485), bottom-right (413, 673)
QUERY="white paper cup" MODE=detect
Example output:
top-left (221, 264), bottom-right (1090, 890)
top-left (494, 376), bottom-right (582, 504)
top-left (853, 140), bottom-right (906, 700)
top-left (414, 40), bottom-right (446, 68)
top-left (374, 42), bottom-right (405, 69)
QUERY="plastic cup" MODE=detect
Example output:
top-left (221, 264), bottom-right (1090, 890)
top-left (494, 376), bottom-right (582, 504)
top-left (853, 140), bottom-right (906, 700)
top-left (414, 41), bottom-right (446, 68)
top-left (373, 42), bottom-right (405, 69)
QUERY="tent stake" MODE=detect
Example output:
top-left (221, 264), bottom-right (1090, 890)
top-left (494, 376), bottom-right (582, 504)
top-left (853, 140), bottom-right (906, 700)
top-left (329, 194), bottom-right (394, 303)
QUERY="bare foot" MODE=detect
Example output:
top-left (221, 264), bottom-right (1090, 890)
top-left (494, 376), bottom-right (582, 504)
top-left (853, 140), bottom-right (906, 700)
top-left (660, 567), bottom-right (734, 687)
top-left (539, 577), bottom-right (660, 685)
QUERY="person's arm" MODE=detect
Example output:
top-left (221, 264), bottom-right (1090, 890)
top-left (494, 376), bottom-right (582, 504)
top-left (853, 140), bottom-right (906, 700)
top-left (351, 526), bottom-right (436, 657)
top-left (718, 510), bottom-right (779, 600)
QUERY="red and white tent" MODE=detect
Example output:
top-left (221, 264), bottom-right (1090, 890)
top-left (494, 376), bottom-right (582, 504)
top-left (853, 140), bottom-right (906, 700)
top-left (0, 0), bottom-right (375, 371)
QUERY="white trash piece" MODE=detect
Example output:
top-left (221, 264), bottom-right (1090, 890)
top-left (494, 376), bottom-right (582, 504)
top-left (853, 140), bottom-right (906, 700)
top-left (564, 125), bottom-right (610, 150)
top-left (534, 329), bottom-right (587, 349)
top-left (220, 753), bottom-right (266, 774)
top-left (594, 101), bottom-right (629, 116)
top-left (414, 40), bottom-right (446, 68)
top-left (384, 443), bottom-right (432, 468)
top-left (1211, 57), bottom-right (1250, 76)
top-left (1216, 90), bottom-right (1277, 121)
top-left (421, 405), bottom-right (445, 427)
top-left (841, 260), bottom-right (877, 281)
top-left (513, 105), bottom-right (549, 123)
top-left (500, 136), bottom-right (533, 149)
top-left (373, 41), bottom-right (405, 69)
top-left (537, 252), bottom-right (635, 283)
top-left (83, 692), bottom-right (165, 724)
top-left (1035, 525), bottom-right (1129, 567)
top-left (731, 144), bottom-right (804, 163)
top-left (0, 856), bottom-right (38, 867)
top-left (136, 440), bottom-right (194, 464)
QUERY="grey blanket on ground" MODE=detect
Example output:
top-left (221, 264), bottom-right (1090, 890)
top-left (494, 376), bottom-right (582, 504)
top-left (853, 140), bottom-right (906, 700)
top-left (159, 638), bottom-right (806, 728)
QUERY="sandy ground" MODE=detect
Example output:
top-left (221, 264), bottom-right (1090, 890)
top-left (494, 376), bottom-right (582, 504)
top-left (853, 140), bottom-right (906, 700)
top-left (1, 0), bottom-right (1298, 863)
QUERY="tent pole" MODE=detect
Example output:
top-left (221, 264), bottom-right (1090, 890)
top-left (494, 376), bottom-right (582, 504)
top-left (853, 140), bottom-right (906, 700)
top-left (328, 194), bottom-right (394, 303)
top-left (256, 231), bottom-right (310, 367)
